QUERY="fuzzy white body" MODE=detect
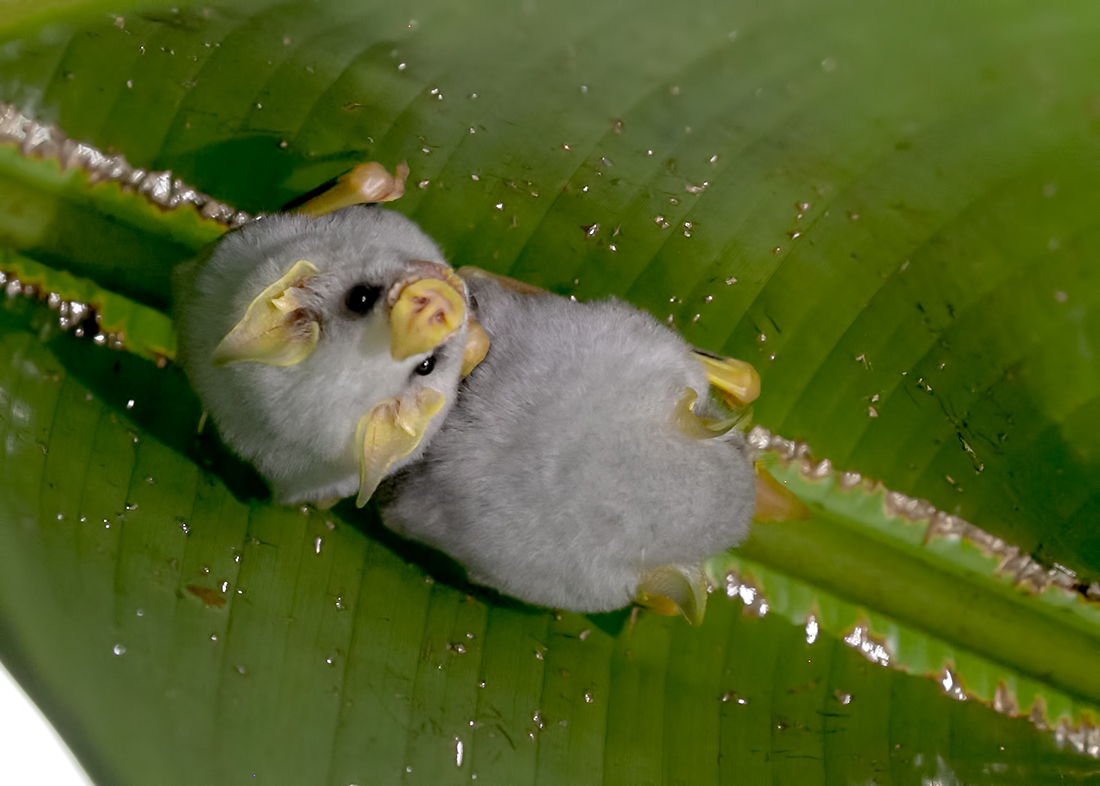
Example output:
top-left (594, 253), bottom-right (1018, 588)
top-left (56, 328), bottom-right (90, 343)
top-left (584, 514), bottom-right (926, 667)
top-left (173, 207), bottom-right (468, 504)
top-left (382, 280), bottom-right (755, 612)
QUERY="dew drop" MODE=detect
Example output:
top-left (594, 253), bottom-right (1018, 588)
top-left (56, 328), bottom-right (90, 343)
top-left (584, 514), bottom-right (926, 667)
top-left (113, 644), bottom-right (126, 655)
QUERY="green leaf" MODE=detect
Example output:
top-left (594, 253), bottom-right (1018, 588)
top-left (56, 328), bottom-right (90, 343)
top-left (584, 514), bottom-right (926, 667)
top-left (1, 1), bottom-right (1099, 783)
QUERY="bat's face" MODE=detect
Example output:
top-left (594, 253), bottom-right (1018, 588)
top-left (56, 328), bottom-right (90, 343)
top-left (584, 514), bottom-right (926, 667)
top-left (174, 206), bottom-right (469, 505)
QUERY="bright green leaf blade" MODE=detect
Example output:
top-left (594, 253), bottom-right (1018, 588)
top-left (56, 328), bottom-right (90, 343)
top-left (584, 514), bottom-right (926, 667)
top-left (2, 0), bottom-right (1096, 578)
top-left (1, 0), bottom-right (1100, 783)
top-left (1, 295), bottom-right (1095, 784)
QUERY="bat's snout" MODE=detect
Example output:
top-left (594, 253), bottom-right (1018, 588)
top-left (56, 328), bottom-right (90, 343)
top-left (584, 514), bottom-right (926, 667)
top-left (387, 266), bottom-right (466, 361)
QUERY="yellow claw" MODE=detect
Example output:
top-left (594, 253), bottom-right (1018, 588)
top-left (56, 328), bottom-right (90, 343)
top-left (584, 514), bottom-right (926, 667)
top-left (212, 260), bottom-right (319, 367)
top-left (389, 276), bottom-right (466, 360)
top-left (636, 564), bottom-right (709, 626)
top-left (695, 352), bottom-right (761, 409)
top-left (355, 388), bottom-right (446, 506)
top-left (296, 162), bottom-right (410, 218)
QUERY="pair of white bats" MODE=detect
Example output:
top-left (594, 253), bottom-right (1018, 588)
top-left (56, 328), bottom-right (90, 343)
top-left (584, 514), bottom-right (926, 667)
top-left (174, 164), bottom-right (805, 625)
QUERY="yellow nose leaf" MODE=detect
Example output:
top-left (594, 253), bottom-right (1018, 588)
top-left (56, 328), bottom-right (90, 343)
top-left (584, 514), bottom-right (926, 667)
top-left (355, 388), bottom-right (446, 507)
top-left (212, 259), bottom-right (320, 367)
top-left (389, 277), bottom-right (466, 360)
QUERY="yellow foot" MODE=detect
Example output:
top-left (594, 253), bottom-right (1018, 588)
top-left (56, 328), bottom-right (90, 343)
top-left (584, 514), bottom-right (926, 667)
top-left (693, 350), bottom-right (761, 409)
top-left (753, 462), bottom-right (809, 522)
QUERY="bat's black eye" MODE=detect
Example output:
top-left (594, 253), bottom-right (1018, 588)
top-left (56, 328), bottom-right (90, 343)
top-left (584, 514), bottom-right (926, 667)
top-left (345, 284), bottom-right (381, 315)
top-left (415, 356), bottom-right (435, 376)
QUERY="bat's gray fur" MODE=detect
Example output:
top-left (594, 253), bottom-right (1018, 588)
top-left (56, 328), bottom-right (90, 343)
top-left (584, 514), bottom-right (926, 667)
top-left (382, 279), bottom-right (755, 612)
top-left (173, 207), bottom-right (468, 504)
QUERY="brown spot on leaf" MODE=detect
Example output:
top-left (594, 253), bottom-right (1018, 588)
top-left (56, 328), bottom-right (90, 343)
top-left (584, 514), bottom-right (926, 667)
top-left (187, 584), bottom-right (226, 608)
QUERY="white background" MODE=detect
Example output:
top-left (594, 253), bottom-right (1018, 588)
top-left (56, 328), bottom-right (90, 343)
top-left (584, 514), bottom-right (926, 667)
top-left (0, 661), bottom-right (91, 785)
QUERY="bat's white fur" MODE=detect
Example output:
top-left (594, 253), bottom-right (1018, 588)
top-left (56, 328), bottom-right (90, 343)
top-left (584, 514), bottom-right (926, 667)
top-left (382, 280), bottom-right (755, 612)
top-left (173, 207), bottom-right (468, 504)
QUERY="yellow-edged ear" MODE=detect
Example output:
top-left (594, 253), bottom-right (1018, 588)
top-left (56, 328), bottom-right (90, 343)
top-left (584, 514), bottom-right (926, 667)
top-left (636, 564), bottom-right (709, 626)
top-left (355, 389), bottom-right (446, 506)
top-left (212, 260), bottom-right (320, 367)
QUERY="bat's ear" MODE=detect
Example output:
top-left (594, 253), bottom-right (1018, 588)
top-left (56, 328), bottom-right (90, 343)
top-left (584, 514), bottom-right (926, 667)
top-left (636, 564), bottom-right (709, 626)
top-left (292, 162), bottom-right (410, 217)
top-left (212, 259), bottom-right (320, 366)
top-left (355, 389), bottom-right (446, 507)
top-left (753, 463), bottom-right (809, 522)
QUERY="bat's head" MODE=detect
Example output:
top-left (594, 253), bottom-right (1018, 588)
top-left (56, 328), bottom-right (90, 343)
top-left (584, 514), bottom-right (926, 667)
top-left (174, 206), bottom-right (469, 505)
